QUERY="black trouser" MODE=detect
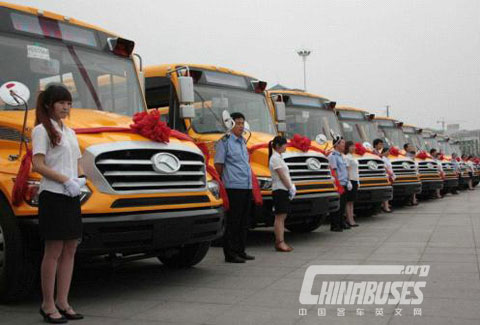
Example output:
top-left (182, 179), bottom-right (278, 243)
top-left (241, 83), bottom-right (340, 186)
top-left (331, 192), bottom-right (347, 229)
top-left (224, 189), bottom-right (252, 258)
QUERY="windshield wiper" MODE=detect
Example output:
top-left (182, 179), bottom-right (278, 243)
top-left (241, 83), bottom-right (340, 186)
top-left (67, 45), bottom-right (103, 111)
top-left (194, 89), bottom-right (226, 132)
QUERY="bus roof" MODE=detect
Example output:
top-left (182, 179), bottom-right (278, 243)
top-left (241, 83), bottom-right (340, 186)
top-left (335, 105), bottom-right (370, 113)
top-left (144, 63), bottom-right (256, 79)
top-left (266, 89), bottom-right (330, 101)
top-left (0, 1), bottom-right (118, 36)
top-left (374, 116), bottom-right (400, 122)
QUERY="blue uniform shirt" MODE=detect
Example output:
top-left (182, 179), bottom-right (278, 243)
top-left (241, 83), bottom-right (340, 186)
top-left (214, 134), bottom-right (252, 189)
top-left (329, 150), bottom-right (349, 186)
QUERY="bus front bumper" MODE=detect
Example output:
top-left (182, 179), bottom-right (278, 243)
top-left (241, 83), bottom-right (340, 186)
top-left (19, 207), bottom-right (225, 255)
top-left (253, 192), bottom-right (340, 227)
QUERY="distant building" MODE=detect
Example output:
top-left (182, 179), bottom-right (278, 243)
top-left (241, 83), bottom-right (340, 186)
top-left (451, 129), bottom-right (480, 156)
top-left (446, 124), bottom-right (460, 134)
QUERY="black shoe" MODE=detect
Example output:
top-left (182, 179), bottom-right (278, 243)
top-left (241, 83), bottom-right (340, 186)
top-left (225, 255), bottom-right (246, 263)
top-left (238, 252), bottom-right (255, 260)
top-left (330, 226), bottom-right (343, 232)
top-left (347, 222), bottom-right (359, 227)
top-left (56, 305), bottom-right (84, 320)
top-left (39, 308), bottom-right (68, 324)
top-left (343, 222), bottom-right (351, 229)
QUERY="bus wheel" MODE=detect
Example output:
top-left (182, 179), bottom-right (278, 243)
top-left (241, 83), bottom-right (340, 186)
top-left (158, 242), bottom-right (211, 268)
top-left (0, 197), bottom-right (37, 302)
top-left (286, 215), bottom-right (325, 233)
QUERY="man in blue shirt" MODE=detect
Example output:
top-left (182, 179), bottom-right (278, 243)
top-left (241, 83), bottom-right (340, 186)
top-left (215, 112), bottom-right (254, 263)
top-left (328, 136), bottom-right (349, 232)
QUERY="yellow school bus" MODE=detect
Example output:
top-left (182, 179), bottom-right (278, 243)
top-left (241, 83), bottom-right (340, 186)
top-left (267, 94), bottom-right (393, 211)
top-left (372, 116), bottom-right (423, 202)
top-left (435, 134), bottom-right (463, 191)
top-left (267, 91), bottom-right (417, 206)
top-left (144, 64), bottom-right (340, 233)
top-left (401, 124), bottom-right (444, 196)
top-left (0, 2), bottom-right (224, 301)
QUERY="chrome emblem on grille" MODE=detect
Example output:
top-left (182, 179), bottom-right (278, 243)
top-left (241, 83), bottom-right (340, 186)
top-left (367, 160), bottom-right (379, 170)
top-left (151, 152), bottom-right (181, 174)
top-left (306, 158), bottom-right (322, 171)
top-left (402, 162), bottom-right (411, 169)
top-left (427, 163), bottom-right (436, 169)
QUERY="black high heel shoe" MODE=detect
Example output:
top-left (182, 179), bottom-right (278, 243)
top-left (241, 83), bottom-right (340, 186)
top-left (39, 308), bottom-right (68, 324)
top-left (56, 305), bottom-right (84, 320)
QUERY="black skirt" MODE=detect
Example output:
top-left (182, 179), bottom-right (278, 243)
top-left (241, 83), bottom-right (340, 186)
top-left (346, 180), bottom-right (359, 202)
top-left (38, 190), bottom-right (82, 240)
top-left (272, 189), bottom-right (291, 215)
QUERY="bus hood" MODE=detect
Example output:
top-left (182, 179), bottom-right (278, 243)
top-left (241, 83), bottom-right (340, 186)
top-left (0, 109), bottom-right (199, 150)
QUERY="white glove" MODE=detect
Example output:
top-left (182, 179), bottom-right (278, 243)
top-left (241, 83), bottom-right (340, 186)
top-left (347, 181), bottom-right (353, 191)
top-left (63, 179), bottom-right (81, 197)
top-left (73, 177), bottom-right (87, 187)
top-left (288, 184), bottom-right (296, 200)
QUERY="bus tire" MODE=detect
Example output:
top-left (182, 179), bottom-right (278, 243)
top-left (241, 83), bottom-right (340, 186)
top-left (158, 242), bottom-right (211, 268)
top-left (0, 196), bottom-right (37, 302)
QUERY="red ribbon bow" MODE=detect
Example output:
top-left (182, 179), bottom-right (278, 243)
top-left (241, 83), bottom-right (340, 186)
top-left (354, 142), bottom-right (367, 156)
top-left (416, 151), bottom-right (430, 159)
top-left (389, 146), bottom-right (400, 157)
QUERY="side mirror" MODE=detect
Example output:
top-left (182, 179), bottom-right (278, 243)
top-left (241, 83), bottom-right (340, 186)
top-left (277, 122), bottom-right (287, 133)
top-left (274, 101), bottom-right (286, 122)
top-left (363, 142), bottom-right (373, 150)
top-left (0, 81), bottom-right (30, 106)
top-left (315, 134), bottom-right (328, 145)
top-left (178, 76), bottom-right (194, 103)
top-left (244, 120), bottom-right (251, 132)
top-left (179, 104), bottom-right (195, 119)
top-left (222, 110), bottom-right (234, 131)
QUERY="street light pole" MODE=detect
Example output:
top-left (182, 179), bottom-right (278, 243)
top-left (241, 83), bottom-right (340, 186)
top-left (297, 49), bottom-right (311, 91)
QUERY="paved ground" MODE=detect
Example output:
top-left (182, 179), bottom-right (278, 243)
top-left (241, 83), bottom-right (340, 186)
top-left (2, 190), bottom-right (480, 324)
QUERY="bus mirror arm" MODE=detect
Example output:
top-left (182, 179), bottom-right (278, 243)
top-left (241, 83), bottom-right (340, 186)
top-left (0, 82), bottom-right (31, 161)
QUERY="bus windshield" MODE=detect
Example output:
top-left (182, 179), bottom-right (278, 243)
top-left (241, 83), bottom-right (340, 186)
top-left (285, 106), bottom-right (341, 140)
top-left (339, 118), bottom-right (382, 144)
top-left (0, 33), bottom-right (144, 116)
top-left (190, 85), bottom-right (276, 135)
top-left (377, 126), bottom-right (408, 148)
top-left (423, 134), bottom-right (440, 152)
top-left (403, 128), bottom-right (426, 151)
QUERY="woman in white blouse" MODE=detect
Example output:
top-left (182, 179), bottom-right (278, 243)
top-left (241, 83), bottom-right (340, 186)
top-left (32, 84), bottom-right (84, 323)
top-left (344, 141), bottom-right (359, 226)
top-left (269, 136), bottom-right (296, 252)
top-left (381, 148), bottom-right (395, 212)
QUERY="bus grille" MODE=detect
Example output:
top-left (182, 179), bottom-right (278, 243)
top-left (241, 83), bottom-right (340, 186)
top-left (95, 149), bottom-right (206, 193)
top-left (284, 155), bottom-right (332, 182)
top-left (358, 159), bottom-right (387, 178)
top-left (391, 160), bottom-right (417, 176)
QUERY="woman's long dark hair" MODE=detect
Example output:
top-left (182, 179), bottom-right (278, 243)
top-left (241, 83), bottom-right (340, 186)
top-left (344, 141), bottom-right (354, 154)
top-left (35, 84), bottom-right (72, 147)
top-left (268, 135), bottom-right (288, 159)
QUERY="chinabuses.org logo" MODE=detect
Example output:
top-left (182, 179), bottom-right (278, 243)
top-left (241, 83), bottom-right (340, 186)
top-left (299, 265), bottom-right (430, 305)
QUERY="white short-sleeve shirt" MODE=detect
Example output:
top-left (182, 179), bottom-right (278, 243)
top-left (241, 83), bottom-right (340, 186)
top-left (32, 119), bottom-right (81, 195)
top-left (345, 153), bottom-right (359, 181)
top-left (269, 151), bottom-right (292, 191)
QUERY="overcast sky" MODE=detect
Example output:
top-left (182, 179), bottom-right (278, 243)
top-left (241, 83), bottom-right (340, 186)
top-left (7, 0), bottom-right (480, 130)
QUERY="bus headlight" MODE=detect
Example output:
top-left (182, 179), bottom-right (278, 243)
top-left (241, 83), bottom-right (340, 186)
top-left (21, 180), bottom-right (92, 207)
top-left (207, 180), bottom-right (220, 199)
top-left (257, 177), bottom-right (272, 190)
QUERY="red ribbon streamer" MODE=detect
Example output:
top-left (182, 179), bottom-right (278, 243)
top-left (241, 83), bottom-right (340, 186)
top-left (12, 148), bottom-right (32, 206)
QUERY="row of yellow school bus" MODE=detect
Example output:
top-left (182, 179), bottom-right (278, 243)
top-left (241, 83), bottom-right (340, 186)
top-left (0, 2), bottom-right (477, 301)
